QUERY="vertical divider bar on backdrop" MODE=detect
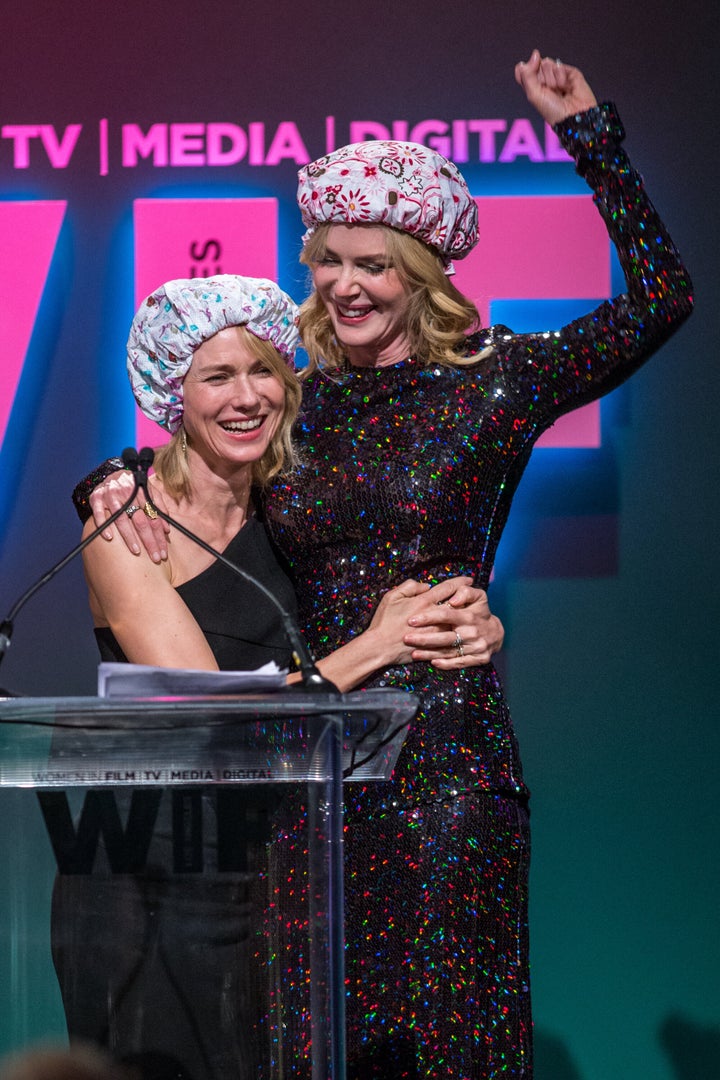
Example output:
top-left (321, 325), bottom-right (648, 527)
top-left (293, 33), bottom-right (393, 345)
top-left (0, 201), bottom-right (68, 455)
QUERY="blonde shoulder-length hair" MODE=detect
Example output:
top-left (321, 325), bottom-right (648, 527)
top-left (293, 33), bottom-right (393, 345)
top-left (298, 223), bottom-right (493, 376)
top-left (152, 327), bottom-right (302, 502)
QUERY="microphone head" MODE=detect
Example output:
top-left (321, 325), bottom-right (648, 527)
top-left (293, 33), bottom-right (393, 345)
top-left (138, 447), bottom-right (155, 471)
top-left (121, 447), bottom-right (139, 469)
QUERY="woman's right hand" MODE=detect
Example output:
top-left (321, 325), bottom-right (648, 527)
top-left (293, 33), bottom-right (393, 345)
top-left (515, 50), bottom-right (597, 126)
top-left (90, 470), bottom-right (170, 563)
top-left (297, 580), bottom-right (436, 691)
top-left (306, 577), bottom-right (502, 692)
top-left (362, 579), bottom-right (437, 666)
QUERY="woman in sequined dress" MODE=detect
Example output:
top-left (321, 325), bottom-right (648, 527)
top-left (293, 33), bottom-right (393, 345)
top-left (260, 51), bottom-right (693, 1078)
top-left (80, 50), bottom-right (693, 1080)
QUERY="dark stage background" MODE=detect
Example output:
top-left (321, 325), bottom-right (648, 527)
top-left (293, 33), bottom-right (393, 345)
top-left (0, 3), bottom-right (717, 1076)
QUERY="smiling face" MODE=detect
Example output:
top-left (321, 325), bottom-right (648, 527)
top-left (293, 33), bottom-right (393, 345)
top-left (310, 224), bottom-right (412, 367)
top-left (181, 326), bottom-right (287, 476)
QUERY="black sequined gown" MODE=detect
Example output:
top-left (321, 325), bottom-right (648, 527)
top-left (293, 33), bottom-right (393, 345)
top-left (265, 104), bottom-right (693, 1078)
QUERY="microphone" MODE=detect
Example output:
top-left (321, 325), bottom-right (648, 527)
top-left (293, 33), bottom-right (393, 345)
top-left (120, 448), bottom-right (336, 692)
top-left (121, 446), bottom-right (154, 487)
top-left (0, 467), bottom-right (144, 679)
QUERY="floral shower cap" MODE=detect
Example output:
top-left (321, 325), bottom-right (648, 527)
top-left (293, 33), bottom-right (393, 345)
top-left (126, 275), bottom-right (300, 433)
top-left (297, 140), bottom-right (479, 269)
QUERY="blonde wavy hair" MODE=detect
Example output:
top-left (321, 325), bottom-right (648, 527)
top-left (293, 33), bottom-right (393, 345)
top-left (298, 223), bottom-right (492, 375)
top-left (152, 327), bottom-right (301, 501)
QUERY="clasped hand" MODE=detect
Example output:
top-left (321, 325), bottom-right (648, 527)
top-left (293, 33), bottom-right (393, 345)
top-left (366, 577), bottom-right (503, 670)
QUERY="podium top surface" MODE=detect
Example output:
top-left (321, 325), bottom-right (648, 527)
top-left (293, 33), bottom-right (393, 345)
top-left (0, 688), bottom-right (417, 788)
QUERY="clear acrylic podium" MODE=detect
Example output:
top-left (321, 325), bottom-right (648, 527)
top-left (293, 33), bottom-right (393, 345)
top-left (0, 689), bottom-right (416, 1079)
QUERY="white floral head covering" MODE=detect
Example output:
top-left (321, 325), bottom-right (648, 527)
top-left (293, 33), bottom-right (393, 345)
top-left (297, 140), bottom-right (479, 271)
top-left (126, 275), bottom-right (300, 433)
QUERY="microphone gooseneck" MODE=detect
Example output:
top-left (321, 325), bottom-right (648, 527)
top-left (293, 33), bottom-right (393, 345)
top-left (0, 466), bottom-right (143, 672)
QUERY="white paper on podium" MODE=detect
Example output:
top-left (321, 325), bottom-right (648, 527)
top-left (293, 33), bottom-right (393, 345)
top-left (97, 661), bottom-right (287, 698)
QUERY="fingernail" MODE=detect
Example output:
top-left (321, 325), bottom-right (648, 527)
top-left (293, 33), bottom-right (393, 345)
top-left (132, 543), bottom-right (141, 555)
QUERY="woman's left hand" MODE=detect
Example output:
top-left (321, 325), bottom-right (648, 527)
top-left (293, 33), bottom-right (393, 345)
top-left (515, 49), bottom-right (597, 125)
top-left (403, 577), bottom-right (504, 669)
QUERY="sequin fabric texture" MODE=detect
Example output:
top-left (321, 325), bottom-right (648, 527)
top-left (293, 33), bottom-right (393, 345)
top-left (266, 104), bottom-right (693, 1078)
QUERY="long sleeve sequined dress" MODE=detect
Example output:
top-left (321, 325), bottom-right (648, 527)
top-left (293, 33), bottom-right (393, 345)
top-left (264, 105), bottom-right (693, 1078)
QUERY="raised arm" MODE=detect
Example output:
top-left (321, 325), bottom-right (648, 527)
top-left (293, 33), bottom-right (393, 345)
top-left (491, 52), bottom-right (693, 425)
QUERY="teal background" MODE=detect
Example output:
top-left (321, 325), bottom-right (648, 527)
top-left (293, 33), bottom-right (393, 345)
top-left (0, 2), bottom-right (717, 1076)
